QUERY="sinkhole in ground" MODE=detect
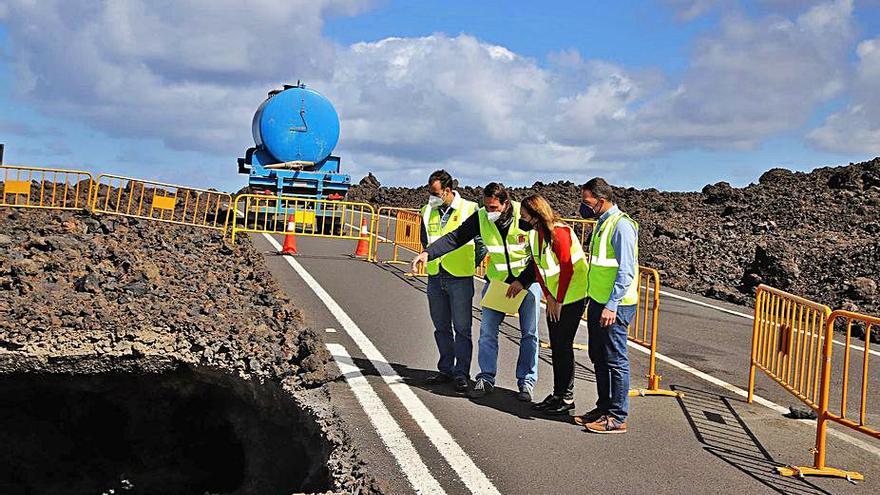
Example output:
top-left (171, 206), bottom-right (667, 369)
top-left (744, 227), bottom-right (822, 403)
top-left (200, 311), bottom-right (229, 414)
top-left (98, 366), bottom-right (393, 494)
top-left (0, 364), bottom-right (330, 495)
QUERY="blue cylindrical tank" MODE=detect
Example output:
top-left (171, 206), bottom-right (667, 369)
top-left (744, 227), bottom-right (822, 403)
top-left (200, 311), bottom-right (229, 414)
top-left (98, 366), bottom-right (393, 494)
top-left (252, 84), bottom-right (340, 165)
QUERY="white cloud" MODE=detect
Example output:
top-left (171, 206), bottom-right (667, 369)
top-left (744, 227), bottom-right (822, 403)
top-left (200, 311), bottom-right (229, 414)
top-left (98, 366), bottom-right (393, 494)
top-left (0, 0), bottom-right (871, 186)
top-left (636, 0), bottom-right (854, 149)
top-left (666, 0), bottom-right (726, 20)
top-left (0, 0), bottom-right (371, 154)
top-left (809, 37), bottom-right (880, 153)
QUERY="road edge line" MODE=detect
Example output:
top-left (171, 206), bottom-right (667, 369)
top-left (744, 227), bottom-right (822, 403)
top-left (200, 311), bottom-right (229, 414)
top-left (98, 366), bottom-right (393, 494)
top-left (327, 342), bottom-right (446, 494)
top-left (263, 233), bottom-right (502, 495)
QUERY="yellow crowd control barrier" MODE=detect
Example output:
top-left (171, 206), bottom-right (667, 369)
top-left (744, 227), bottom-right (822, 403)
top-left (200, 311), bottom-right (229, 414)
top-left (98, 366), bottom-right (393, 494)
top-left (231, 194), bottom-right (377, 259)
top-left (1, 165), bottom-right (94, 211)
top-left (626, 266), bottom-right (678, 398)
top-left (91, 174), bottom-right (231, 231)
top-left (561, 217), bottom-right (597, 248)
top-left (748, 285), bottom-right (832, 411)
top-left (373, 207), bottom-right (423, 273)
top-left (747, 285), bottom-right (871, 481)
top-left (768, 307), bottom-right (879, 481)
top-left (537, 265), bottom-right (677, 399)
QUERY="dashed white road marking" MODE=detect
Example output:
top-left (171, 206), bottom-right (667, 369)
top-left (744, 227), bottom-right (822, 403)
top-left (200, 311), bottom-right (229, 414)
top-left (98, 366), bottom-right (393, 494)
top-left (325, 327), bottom-right (338, 333)
top-left (327, 343), bottom-right (446, 494)
top-left (264, 233), bottom-right (502, 495)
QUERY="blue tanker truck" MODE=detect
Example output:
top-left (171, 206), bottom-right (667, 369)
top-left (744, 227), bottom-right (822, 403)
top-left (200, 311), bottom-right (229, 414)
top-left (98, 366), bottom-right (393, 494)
top-left (238, 82), bottom-right (352, 232)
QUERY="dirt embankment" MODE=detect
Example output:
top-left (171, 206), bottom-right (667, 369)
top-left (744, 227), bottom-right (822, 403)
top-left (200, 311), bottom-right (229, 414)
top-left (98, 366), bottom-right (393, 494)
top-left (349, 158), bottom-right (880, 339)
top-left (0, 207), bottom-right (384, 494)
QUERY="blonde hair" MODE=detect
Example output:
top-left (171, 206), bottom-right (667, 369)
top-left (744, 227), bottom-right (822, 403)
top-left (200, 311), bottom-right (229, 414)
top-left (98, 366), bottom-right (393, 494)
top-left (521, 194), bottom-right (563, 248)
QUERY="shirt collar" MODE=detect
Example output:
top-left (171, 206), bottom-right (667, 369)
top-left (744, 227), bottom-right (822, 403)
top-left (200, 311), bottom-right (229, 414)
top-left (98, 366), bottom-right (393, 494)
top-left (448, 191), bottom-right (463, 210)
top-left (598, 204), bottom-right (620, 223)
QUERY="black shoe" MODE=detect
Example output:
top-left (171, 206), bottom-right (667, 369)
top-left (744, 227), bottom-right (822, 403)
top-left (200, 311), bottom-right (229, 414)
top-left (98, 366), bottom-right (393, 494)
top-left (425, 373), bottom-right (453, 385)
top-left (545, 400), bottom-right (576, 415)
top-left (469, 379), bottom-right (494, 398)
top-left (454, 377), bottom-right (469, 393)
top-left (532, 394), bottom-right (560, 411)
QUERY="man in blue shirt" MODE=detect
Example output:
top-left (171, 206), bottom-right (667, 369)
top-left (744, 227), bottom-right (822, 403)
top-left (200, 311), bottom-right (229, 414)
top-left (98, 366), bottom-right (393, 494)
top-left (574, 177), bottom-right (639, 434)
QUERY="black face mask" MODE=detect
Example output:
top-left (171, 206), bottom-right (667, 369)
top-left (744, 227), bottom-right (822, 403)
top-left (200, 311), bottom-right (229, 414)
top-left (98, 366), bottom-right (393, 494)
top-left (580, 201), bottom-right (597, 219)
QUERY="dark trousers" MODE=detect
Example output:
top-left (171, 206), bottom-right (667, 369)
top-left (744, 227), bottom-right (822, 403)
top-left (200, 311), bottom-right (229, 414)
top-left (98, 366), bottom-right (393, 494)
top-left (587, 299), bottom-right (636, 422)
top-left (547, 297), bottom-right (588, 401)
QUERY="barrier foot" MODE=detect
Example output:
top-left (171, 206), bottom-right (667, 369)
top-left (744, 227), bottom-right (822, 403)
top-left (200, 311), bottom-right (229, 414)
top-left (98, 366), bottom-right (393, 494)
top-left (628, 375), bottom-right (681, 398)
top-left (628, 388), bottom-right (681, 398)
top-left (540, 341), bottom-right (588, 351)
top-left (776, 465), bottom-right (863, 482)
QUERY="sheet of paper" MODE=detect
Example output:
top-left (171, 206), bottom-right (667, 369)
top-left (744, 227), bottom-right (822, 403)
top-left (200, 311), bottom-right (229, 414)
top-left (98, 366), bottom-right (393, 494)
top-left (480, 280), bottom-right (527, 314)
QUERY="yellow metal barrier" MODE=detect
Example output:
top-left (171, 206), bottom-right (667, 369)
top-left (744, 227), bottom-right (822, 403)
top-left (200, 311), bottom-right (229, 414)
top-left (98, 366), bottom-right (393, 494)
top-left (626, 266), bottom-right (678, 397)
top-left (1, 165), bottom-right (94, 211)
top-left (537, 265), bottom-right (677, 398)
top-left (561, 217), bottom-right (597, 248)
top-left (771, 308), bottom-right (879, 481)
top-left (748, 285), bottom-right (832, 410)
top-left (91, 174), bottom-right (231, 231)
top-left (231, 194), bottom-right (376, 259)
top-left (373, 207), bottom-right (422, 267)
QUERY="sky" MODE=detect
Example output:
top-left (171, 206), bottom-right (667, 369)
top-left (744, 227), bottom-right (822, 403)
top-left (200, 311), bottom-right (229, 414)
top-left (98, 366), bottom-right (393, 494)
top-left (1, 0), bottom-right (879, 193)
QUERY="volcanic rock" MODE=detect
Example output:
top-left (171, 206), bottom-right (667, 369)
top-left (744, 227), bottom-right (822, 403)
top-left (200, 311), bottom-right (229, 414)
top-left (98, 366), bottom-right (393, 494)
top-left (349, 157), bottom-right (880, 342)
top-left (0, 207), bottom-right (383, 494)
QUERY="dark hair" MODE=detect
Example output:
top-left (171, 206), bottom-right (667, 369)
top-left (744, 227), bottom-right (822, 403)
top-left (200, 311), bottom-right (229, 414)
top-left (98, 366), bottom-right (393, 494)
top-left (428, 170), bottom-right (454, 190)
top-left (581, 177), bottom-right (614, 203)
top-left (483, 182), bottom-right (510, 203)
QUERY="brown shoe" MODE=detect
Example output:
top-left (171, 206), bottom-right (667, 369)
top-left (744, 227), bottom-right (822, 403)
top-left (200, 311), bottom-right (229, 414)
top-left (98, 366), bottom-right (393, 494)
top-left (573, 408), bottom-right (606, 426)
top-left (585, 416), bottom-right (627, 434)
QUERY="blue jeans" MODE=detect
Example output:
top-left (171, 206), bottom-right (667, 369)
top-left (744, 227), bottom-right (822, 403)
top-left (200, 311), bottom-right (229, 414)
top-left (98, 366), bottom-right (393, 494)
top-left (475, 281), bottom-right (541, 388)
top-left (427, 275), bottom-right (475, 379)
top-left (587, 299), bottom-right (636, 422)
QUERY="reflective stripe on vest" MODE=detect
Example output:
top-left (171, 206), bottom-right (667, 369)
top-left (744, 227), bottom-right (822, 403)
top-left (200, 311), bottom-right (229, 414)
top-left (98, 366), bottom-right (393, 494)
top-left (528, 223), bottom-right (588, 305)
top-left (477, 201), bottom-right (529, 282)
top-left (421, 192), bottom-right (477, 277)
top-left (587, 211), bottom-right (639, 306)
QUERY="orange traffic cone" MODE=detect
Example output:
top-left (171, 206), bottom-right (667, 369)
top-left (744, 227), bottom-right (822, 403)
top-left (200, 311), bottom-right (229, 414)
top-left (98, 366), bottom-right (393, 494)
top-left (354, 218), bottom-right (370, 257)
top-left (281, 214), bottom-right (297, 255)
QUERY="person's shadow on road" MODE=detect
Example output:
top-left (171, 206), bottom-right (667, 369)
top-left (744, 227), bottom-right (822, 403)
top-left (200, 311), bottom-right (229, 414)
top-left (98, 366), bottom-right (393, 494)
top-left (382, 361), bottom-right (577, 425)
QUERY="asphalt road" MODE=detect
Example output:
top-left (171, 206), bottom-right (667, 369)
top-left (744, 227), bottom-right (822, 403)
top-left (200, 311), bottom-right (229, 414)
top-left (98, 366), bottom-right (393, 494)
top-left (254, 232), bottom-right (879, 495)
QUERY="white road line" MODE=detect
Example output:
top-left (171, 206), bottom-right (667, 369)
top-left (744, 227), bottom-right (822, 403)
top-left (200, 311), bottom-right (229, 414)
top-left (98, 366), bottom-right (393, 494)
top-left (325, 328), bottom-right (338, 333)
top-left (327, 343), bottom-right (446, 494)
top-left (621, 336), bottom-right (880, 458)
top-left (264, 233), bottom-right (502, 495)
top-left (470, 261), bottom-right (880, 458)
top-left (567, 313), bottom-right (880, 458)
top-left (286, 226), bottom-right (880, 458)
top-left (658, 289), bottom-right (880, 358)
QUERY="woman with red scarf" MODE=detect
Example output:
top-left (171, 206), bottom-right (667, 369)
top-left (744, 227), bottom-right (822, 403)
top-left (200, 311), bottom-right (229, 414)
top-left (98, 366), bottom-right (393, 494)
top-left (520, 195), bottom-right (589, 415)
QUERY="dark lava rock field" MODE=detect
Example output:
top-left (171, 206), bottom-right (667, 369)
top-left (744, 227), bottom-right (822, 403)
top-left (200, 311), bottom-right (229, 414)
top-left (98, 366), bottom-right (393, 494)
top-left (0, 207), bottom-right (383, 494)
top-left (350, 158), bottom-right (880, 339)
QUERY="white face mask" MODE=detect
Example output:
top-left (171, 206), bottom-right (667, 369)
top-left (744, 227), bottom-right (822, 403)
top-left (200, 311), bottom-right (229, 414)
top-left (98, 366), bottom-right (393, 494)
top-left (486, 211), bottom-right (502, 223)
top-left (427, 195), bottom-right (444, 208)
